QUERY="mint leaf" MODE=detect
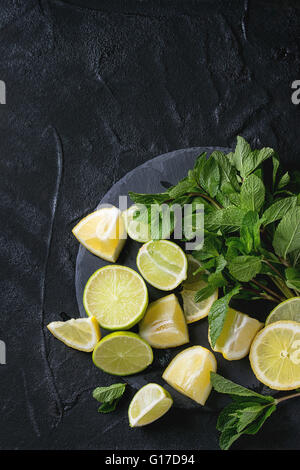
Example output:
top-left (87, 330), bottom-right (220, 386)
top-left (98, 400), bottom-right (120, 413)
top-left (232, 136), bottom-right (252, 176)
top-left (240, 211), bottom-right (261, 253)
top-left (273, 206), bottom-right (300, 258)
top-left (244, 404), bottom-right (276, 435)
top-left (210, 372), bottom-right (274, 402)
top-left (93, 383), bottom-right (126, 404)
top-left (285, 267), bottom-right (300, 290)
top-left (205, 206), bottom-right (246, 232)
top-left (200, 155), bottom-right (220, 197)
top-left (228, 255), bottom-right (262, 282)
top-left (262, 196), bottom-right (297, 226)
top-left (240, 174), bottom-right (265, 212)
top-left (208, 286), bottom-right (240, 347)
top-left (278, 172), bottom-right (290, 189)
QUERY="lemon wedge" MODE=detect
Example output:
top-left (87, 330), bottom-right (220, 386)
top-left (139, 294), bottom-right (189, 348)
top-left (72, 206), bottom-right (126, 262)
top-left (162, 346), bottom-right (217, 405)
top-left (250, 321), bottom-right (300, 390)
top-left (47, 316), bottom-right (100, 352)
top-left (209, 308), bottom-right (263, 360)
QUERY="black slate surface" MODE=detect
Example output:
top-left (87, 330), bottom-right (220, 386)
top-left (0, 0), bottom-right (300, 450)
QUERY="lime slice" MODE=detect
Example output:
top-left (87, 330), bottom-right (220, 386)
top-left (139, 294), bottom-right (189, 348)
top-left (249, 321), bottom-right (300, 390)
top-left (123, 205), bottom-right (151, 243)
top-left (83, 265), bottom-right (148, 330)
top-left (128, 383), bottom-right (173, 427)
top-left (92, 331), bottom-right (153, 376)
top-left (209, 308), bottom-right (263, 360)
top-left (136, 240), bottom-right (187, 291)
top-left (47, 316), bottom-right (101, 352)
top-left (265, 297), bottom-right (300, 325)
top-left (72, 206), bottom-right (126, 263)
top-left (162, 346), bottom-right (217, 405)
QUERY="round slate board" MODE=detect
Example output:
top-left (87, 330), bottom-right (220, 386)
top-left (75, 147), bottom-right (270, 410)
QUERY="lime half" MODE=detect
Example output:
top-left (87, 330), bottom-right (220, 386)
top-left (128, 383), bottom-right (173, 427)
top-left (136, 240), bottom-right (187, 291)
top-left (83, 265), bottom-right (148, 330)
top-left (265, 297), bottom-right (300, 325)
top-left (93, 331), bottom-right (153, 376)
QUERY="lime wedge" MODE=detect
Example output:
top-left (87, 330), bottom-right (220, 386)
top-left (128, 383), bottom-right (173, 427)
top-left (123, 205), bottom-right (151, 243)
top-left (92, 331), bottom-right (153, 376)
top-left (136, 240), bottom-right (187, 291)
top-left (83, 265), bottom-right (148, 330)
top-left (265, 297), bottom-right (300, 325)
top-left (47, 316), bottom-right (101, 352)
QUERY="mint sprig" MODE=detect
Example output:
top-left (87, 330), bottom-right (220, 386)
top-left (211, 372), bottom-right (300, 450)
top-left (93, 383), bottom-right (126, 413)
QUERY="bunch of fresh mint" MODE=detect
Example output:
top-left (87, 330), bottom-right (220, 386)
top-left (130, 136), bottom-right (300, 346)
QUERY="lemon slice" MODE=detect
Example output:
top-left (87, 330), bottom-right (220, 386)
top-left (162, 346), bottom-right (217, 405)
top-left (128, 383), bottom-right (173, 427)
top-left (250, 321), bottom-right (300, 390)
top-left (136, 240), bottom-right (187, 291)
top-left (209, 308), bottom-right (263, 360)
top-left (265, 297), bottom-right (300, 325)
top-left (139, 294), bottom-right (189, 348)
top-left (47, 316), bottom-right (101, 352)
top-left (72, 206), bottom-right (126, 262)
top-left (83, 265), bottom-right (148, 330)
top-left (123, 205), bottom-right (151, 243)
top-left (92, 331), bottom-right (153, 376)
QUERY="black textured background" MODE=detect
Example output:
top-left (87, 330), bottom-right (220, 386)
top-left (0, 0), bottom-right (300, 450)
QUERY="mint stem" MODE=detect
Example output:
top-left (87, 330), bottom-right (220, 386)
top-left (251, 279), bottom-right (284, 302)
top-left (276, 391), bottom-right (300, 404)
